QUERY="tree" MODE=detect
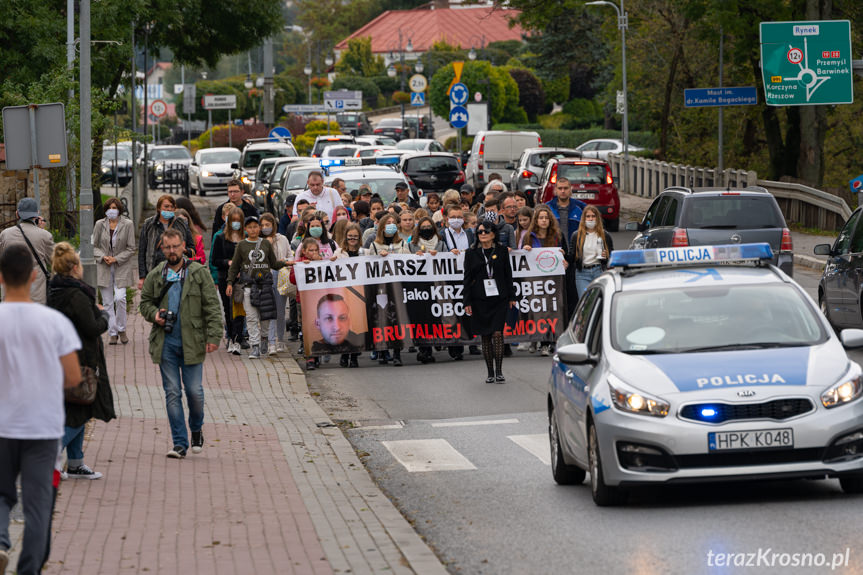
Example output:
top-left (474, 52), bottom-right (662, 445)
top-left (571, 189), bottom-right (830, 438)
top-left (335, 37), bottom-right (385, 76)
top-left (429, 61), bottom-right (520, 125)
top-left (508, 68), bottom-right (545, 122)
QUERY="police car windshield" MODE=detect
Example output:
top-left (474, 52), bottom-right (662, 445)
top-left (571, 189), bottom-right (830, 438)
top-left (611, 284), bottom-right (826, 354)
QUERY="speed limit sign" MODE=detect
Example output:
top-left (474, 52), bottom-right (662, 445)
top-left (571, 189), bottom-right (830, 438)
top-left (150, 99), bottom-right (168, 118)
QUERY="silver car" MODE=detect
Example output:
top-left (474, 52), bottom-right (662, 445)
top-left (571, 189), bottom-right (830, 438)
top-left (189, 147), bottom-right (240, 196)
top-left (548, 243), bottom-right (863, 505)
top-left (508, 147), bottom-right (581, 195)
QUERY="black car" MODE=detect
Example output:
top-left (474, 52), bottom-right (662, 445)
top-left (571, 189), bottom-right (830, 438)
top-left (336, 112), bottom-right (372, 136)
top-left (399, 153), bottom-right (464, 195)
top-left (100, 146), bottom-right (134, 187)
top-left (815, 206), bottom-right (863, 329)
top-left (373, 118), bottom-right (430, 141)
top-left (626, 186), bottom-right (794, 276)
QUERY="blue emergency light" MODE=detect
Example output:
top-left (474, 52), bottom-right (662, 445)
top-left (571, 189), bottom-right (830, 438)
top-left (608, 243), bottom-right (774, 269)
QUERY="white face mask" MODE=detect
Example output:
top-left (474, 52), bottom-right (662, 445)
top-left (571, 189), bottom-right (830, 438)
top-left (105, 208), bottom-right (120, 220)
top-left (449, 217), bottom-right (464, 230)
top-left (585, 220), bottom-right (596, 230)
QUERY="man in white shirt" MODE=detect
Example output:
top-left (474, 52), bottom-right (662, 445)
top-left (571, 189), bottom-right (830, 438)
top-left (292, 171), bottom-right (341, 220)
top-left (441, 204), bottom-right (472, 253)
top-left (0, 244), bottom-right (82, 575)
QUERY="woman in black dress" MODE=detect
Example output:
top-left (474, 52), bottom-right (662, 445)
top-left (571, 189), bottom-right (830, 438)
top-left (463, 221), bottom-right (517, 383)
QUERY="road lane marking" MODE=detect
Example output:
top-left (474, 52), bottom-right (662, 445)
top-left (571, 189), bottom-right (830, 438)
top-left (430, 418), bottom-right (520, 428)
top-left (382, 439), bottom-right (477, 472)
top-left (508, 434), bottom-right (550, 466)
top-left (358, 422), bottom-right (405, 430)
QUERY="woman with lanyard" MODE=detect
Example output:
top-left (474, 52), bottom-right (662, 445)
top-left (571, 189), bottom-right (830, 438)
top-left (521, 204), bottom-right (567, 356)
top-left (463, 221), bottom-right (516, 383)
top-left (368, 213), bottom-right (410, 366)
top-left (569, 204), bottom-right (613, 300)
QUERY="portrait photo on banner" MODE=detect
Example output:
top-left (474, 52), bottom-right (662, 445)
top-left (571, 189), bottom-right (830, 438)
top-left (301, 287), bottom-right (368, 356)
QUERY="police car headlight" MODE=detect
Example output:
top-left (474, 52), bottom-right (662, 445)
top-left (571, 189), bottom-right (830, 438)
top-left (822, 375), bottom-right (863, 408)
top-left (609, 376), bottom-right (669, 418)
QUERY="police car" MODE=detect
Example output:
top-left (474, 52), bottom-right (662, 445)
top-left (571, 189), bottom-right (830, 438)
top-left (548, 243), bottom-right (863, 506)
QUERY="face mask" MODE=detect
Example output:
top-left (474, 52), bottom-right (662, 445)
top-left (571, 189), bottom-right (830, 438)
top-left (384, 223), bottom-right (398, 236)
top-left (105, 208), bottom-right (119, 220)
top-left (309, 226), bottom-right (323, 238)
top-left (261, 227), bottom-right (273, 236)
top-left (448, 217), bottom-right (463, 229)
top-left (419, 227), bottom-right (436, 240)
top-left (161, 210), bottom-right (174, 220)
top-left (337, 215), bottom-right (349, 222)
top-left (231, 221), bottom-right (242, 231)
top-left (585, 220), bottom-right (596, 230)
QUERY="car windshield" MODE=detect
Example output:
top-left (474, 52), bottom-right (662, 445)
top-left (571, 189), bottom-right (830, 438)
top-left (103, 148), bottom-right (133, 162)
top-left (285, 167), bottom-right (320, 189)
top-left (611, 284), bottom-right (826, 355)
top-left (270, 163), bottom-right (290, 185)
top-left (243, 147), bottom-right (295, 168)
top-left (257, 162), bottom-right (277, 181)
top-left (199, 150), bottom-right (240, 164)
top-left (396, 141), bottom-right (427, 151)
top-left (557, 164), bottom-right (606, 185)
top-left (326, 147), bottom-right (357, 157)
top-left (681, 196), bottom-right (784, 229)
top-left (405, 157), bottom-right (458, 172)
top-left (530, 151), bottom-right (579, 168)
top-left (151, 148), bottom-right (191, 161)
top-left (338, 114), bottom-right (358, 122)
top-left (377, 119), bottom-right (402, 127)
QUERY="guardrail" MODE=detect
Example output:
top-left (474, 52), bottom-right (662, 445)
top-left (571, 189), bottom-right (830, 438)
top-left (606, 154), bottom-right (850, 231)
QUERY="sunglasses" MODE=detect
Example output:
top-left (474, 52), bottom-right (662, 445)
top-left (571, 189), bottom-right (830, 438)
top-left (478, 229), bottom-right (493, 234)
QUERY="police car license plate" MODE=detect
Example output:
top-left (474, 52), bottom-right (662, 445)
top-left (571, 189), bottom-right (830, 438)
top-left (708, 428), bottom-right (793, 451)
top-left (574, 193), bottom-right (596, 199)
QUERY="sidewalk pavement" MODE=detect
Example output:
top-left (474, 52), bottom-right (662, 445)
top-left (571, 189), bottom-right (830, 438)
top-left (6, 305), bottom-right (447, 574)
top-left (618, 192), bottom-right (834, 272)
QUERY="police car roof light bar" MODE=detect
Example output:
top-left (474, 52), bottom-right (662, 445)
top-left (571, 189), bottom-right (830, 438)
top-left (608, 243), bottom-right (774, 269)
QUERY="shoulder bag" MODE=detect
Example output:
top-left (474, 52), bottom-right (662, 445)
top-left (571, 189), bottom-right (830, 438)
top-left (65, 365), bottom-right (98, 405)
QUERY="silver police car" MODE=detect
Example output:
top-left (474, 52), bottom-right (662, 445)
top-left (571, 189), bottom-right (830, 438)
top-left (548, 243), bottom-right (863, 505)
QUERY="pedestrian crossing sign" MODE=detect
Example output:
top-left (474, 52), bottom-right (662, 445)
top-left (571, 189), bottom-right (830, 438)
top-left (411, 92), bottom-right (425, 107)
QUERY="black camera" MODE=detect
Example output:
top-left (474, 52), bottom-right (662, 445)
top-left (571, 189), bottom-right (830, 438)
top-left (159, 309), bottom-right (177, 333)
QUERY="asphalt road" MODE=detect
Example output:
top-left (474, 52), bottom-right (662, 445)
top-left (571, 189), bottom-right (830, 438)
top-left (307, 230), bottom-right (863, 575)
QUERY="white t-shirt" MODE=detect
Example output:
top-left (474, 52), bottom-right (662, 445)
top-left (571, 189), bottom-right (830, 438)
top-left (292, 186), bottom-right (342, 220)
top-left (0, 303), bottom-right (81, 439)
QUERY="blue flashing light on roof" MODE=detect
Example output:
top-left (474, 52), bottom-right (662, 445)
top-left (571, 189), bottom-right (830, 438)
top-left (319, 159), bottom-right (343, 169)
top-left (608, 243), bottom-right (774, 269)
top-left (375, 156), bottom-right (400, 165)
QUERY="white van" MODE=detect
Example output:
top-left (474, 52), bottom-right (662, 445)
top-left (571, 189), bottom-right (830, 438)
top-left (464, 130), bottom-right (541, 189)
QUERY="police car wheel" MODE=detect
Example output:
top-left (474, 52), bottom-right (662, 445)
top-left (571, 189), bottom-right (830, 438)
top-left (549, 406), bottom-right (586, 485)
top-left (839, 474), bottom-right (863, 494)
top-left (588, 421), bottom-right (627, 506)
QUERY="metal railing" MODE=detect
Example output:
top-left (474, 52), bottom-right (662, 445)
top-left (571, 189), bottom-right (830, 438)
top-left (606, 154), bottom-right (850, 231)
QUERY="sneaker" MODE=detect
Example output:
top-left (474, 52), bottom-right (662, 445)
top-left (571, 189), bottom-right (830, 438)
top-left (248, 345), bottom-right (260, 359)
top-left (349, 356), bottom-right (359, 368)
top-left (0, 548), bottom-right (8, 573)
top-left (370, 351), bottom-right (378, 361)
top-left (540, 345), bottom-right (550, 357)
top-left (119, 331), bottom-right (129, 344)
top-left (268, 343), bottom-right (278, 356)
top-left (230, 341), bottom-right (241, 356)
top-left (109, 335), bottom-right (118, 345)
top-left (167, 446), bottom-right (186, 459)
top-left (276, 341), bottom-right (286, 353)
top-left (306, 359), bottom-right (317, 371)
top-left (287, 331), bottom-right (299, 341)
top-left (239, 338), bottom-right (251, 350)
top-left (516, 342), bottom-right (530, 352)
top-left (191, 431), bottom-right (204, 454)
top-left (392, 356), bottom-right (403, 367)
top-left (495, 374), bottom-right (506, 383)
top-left (260, 339), bottom-right (269, 356)
top-left (60, 470), bottom-right (68, 480)
top-left (66, 464), bottom-right (103, 479)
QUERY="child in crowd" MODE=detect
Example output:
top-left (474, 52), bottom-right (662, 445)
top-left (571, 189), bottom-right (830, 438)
top-left (464, 211), bottom-right (478, 231)
top-left (292, 237), bottom-right (323, 370)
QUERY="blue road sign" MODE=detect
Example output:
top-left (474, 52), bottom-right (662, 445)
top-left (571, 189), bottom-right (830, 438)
top-left (411, 92), bottom-right (425, 107)
top-left (850, 174), bottom-right (863, 194)
top-left (269, 126), bottom-right (292, 141)
top-left (450, 83), bottom-right (469, 106)
top-left (449, 106), bottom-right (468, 129)
top-left (684, 86), bottom-right (757, 108)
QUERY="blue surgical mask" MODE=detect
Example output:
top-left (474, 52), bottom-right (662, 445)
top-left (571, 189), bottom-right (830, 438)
top-left (230, 221), bottom-right (242, 231)
top-left (161, 210), bottom-right (174, 220)
top-left (166, 268), bottom-right (181, 282)
top-left (385, 223), bottom-right (398, 236)
top-left (309, 226), bottom-right (323, 238)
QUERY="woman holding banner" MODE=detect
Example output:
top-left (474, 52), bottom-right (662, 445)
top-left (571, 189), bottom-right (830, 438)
top-left (368, 213), bottom-right (410, 366)
top-left (522, 205), bottom-right (567, 356)
top-left (333, 223), bottom-right (365, 368)
top-left (464, 220), bottom-right (517, 384)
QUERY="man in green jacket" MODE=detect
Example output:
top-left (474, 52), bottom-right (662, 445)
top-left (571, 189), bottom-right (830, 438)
top-left (140, 228), bottom-right (222, 459)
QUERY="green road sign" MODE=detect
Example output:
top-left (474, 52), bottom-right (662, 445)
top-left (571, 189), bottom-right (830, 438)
top-left (760, 20), bottom-right (853, 106)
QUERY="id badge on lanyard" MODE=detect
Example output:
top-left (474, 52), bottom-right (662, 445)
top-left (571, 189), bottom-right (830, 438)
top-left (483, 250), bottom-right (498, 296)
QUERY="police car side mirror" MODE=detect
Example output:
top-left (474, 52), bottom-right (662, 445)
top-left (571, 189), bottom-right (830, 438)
top-left (556, 343), bottom-right (594, 365)
top-left (840, 329), bottom-right (863, 349)
top-left (624, 221), bottom-right (641, 232)
top-left (813, 243), bottom-right (833, 256)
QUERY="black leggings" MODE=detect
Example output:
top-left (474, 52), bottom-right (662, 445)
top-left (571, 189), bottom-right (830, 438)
top-left (481, 332), bottom-right (505, 377)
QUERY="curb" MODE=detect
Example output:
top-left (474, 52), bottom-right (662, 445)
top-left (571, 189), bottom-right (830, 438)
top-left (794, 254), bottom-right (826, 272)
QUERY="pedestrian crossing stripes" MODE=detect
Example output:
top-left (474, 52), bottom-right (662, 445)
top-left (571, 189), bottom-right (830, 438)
top-left (430, 418), bottom-right (520, 428)
top-left (380, 434), bottom-right (550, 472)
top-left (507, 434), bottom-right (551, 466)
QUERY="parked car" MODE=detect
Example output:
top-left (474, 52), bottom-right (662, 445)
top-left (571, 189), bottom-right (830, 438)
top-left (534, 158), bottom-right (621, 231)
top-left (625, 186), bottom-right (793, 275)
top-left (100, 146), bottom-right (134, 187)
top-left (399, 153), bottom-right (464, 195)
top-left (311, 135), bottom-right (357, 158)
top-left (373, 118), bottom-right (409, 141)
top-left (815, 206), bottom-right (863, 330)
top-left (355, 146), bottom-right (398, 158)
top-left (464, 130), bottom-right (541, 189)
top-left (188, 147), bottom-right (241, 196)
top-left (239, 139), bottom-right (298, 192)
top-left (356, 135), bottom-right (398, 147)
top-left (336, 112), bottom-right (372, 136)
top-left (147, 145), bottom-right (193, 190)
top-left (509, 147), bottom-right (581, 196)
top-left (395, 139), bottom-right (446, 153)
top-left (575, 138), bottom-right (644, 161)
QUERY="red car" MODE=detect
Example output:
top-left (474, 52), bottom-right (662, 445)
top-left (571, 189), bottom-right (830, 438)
top-left (534, 158), bottom-right (621, 232)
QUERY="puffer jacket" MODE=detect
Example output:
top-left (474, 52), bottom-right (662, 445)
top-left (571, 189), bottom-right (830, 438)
top-left (249, 273), bottom-right (277, 321)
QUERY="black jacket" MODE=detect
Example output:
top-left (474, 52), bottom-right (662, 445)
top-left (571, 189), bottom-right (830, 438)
top-left (138, 216), bottom-right (195, 279)
top-left (212, 200), bottom-right (259, 241)
top-left (211, 234), bottom-right (239, 283)
top-left (47, 275), bottom-right (116, 429)
top-left (463, 244), bottom-right (516, 307)
top-left (567, 230), bottom-right (614, 271)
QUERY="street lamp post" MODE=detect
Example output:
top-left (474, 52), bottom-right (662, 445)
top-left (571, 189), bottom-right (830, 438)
top-left (304, 63), bottom-right (312, 105)
top-left (586, 0), bottom-right (628, 194)
top-left (389, 30), bottom-right (413, 138)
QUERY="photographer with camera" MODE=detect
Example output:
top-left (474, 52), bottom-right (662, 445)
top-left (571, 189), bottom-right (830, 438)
top-left (139, 228), bottom-right (222, 459)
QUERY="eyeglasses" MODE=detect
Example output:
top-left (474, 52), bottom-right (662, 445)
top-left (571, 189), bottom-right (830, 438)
top-left (477, 229), bottom-right (493, 235)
